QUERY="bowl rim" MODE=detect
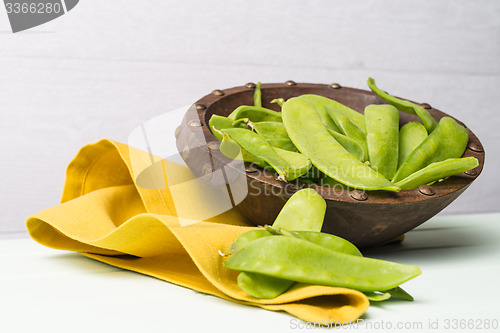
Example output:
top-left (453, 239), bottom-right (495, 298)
top-left (182, 81), bottom-right (485, 205)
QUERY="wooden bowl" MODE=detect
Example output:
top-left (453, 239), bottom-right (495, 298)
top-left (176, 82), bottom-right (485, 248)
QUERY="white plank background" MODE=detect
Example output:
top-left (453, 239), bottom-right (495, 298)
top-left (0, 0), bottom-right (499, 238)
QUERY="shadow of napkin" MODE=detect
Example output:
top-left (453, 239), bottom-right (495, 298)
top-left (26, 139), bottom-right (368, 323)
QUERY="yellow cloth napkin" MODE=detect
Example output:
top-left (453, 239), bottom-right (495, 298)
top-left (26, 139), bottom-right (369, 323)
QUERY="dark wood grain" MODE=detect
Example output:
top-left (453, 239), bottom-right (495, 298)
top-left (176, 82), bottom-right (485, 248)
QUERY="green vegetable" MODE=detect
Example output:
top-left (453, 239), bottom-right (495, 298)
top-left (272, 188), bottom-right (325, 232)
top-left (398, 121), bottom-right (428, 168)
top-left (300, 94), bottom-right (366, 132)
top-left (392, 117), bottom-right (469, 183)
top-left (225, 236), bottom-right (421, 292)
top-left (367, 77), bottom-right (438, 133)
top-left (251, 121), bottom-right (297, 152)
top-left (281, 97), bottom-right (399, 191)
top-left (327, 129), bottom-right (366, 161)
top-left (209, 115), bottom-right (246, 141)
top-left (220, 128), bottom-right (309, 181)
top-left (395, 157), bottom-right (478, 190)
top-left (254, 82), bottom-right (262, 107)
top-left (228, 105), bottom-right (282, 122)
top-left (364, 104), bottom-right (399, 180)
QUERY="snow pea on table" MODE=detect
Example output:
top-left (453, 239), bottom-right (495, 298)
top-left (225, 236), bottom-right (421, 292)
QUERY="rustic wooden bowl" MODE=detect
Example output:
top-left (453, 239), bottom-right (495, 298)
top-left (176, 82), bottom-right (485, 248)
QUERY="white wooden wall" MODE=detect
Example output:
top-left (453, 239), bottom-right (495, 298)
top-left (1, 0), bottom-right (499, 238)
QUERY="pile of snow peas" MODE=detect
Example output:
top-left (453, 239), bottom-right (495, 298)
top-left (210, 78), bottom-right (478, 191)
top-left (223, 189), bottom-right (421, 300)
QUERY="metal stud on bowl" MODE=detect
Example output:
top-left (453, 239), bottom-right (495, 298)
top-left (285, 80), bottom-right (297, 86)
top-left (207, 141), bottom-right (220, 151)
top-left (350, 189), bottom-right (368, 201)
top-left (418, 185), bottom-right (435, 196)
top-left (212, 89), bottom-right (225, 96)
top-left (188, 120), bottom-right (202, 127)
top-left (329, 83), bottom-right (342, 89)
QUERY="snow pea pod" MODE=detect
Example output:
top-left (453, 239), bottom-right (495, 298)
top-left (253, 82), bottom-right (262, 107)
top-left (364, 286), bottom-right (414, 302)
top-left (365, 104), bottom-right (400, 180)
top-left (367, 78), bottom-right (437, 133)
top-left (226, 229), bottom-right (362, 256)
top-left (282, 97), bottom-right (399, 191)
top-left (271, 98), bottom-right (285, 107)
top-left (218, 130), bottom-right (268, 168)
top-left (273, 148), bottom-right (312, 180)
top-left (395, 157), bottom-right (478, 190)
top-left (209, 115), bottom-right (246, 141)
top-left (298, 94), bottom-right (341, 133)
top-left (236, 272), bottom-right (293, 299)
top-left (231, 188), bottom-right (325, 299)
top-left (251, 121), bottom-right (297, 152)
top-left (327, 129), bottom-right (366, 161)
top-left (398, 121), bottom-right (428, 168)
top-left (272, 188), bottom-right (326, 232)
top-left (392, 117), bottom-right (469, 182)
top-left (300, 94), bottom-right (366, 132)
top-left (221, 128), bottom-right (309, 181)
top-left (228, 106), bottom-right (282, 122)
top-left (327, 111), bottom-right (369, 159)
top-left (224, 236), bottom-right (421, 292)
top-left (229, 228), bottom-right (363, 298)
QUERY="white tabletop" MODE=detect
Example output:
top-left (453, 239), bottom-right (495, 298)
top-left (2, 213), bottom-right (500, 333)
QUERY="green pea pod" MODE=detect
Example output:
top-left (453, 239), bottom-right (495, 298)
top-left (367, 78), bottom-right (438, 133)
top-left (365, 104), bottom-right (400, 180)
top-left (364, 292), bottom-right (391, 302)
top-left (386, 286), bottom-right (414, 301)
top-left (209, 115), bottom-right (246, 142)
top-left (300, 94), bottom-right (366, 132)
top-left (392, 117), bottom-right (469, 183)
top-left (273, 148), bottom-right (312, 180)
top-left (395, 157), bottom-right (478, 190)
top-left (272, 188), bottom-right (326, 232)
top-left (236, 272), bottom-right (293, 299)
top-left (271, 98), bottom-right (285, 107)
top-left (229, 227), bottom-right (363, 299)
top-left (264, 139), bottom-right (297, 152)
top-left (224, 236), bottom-right (421, 292)
top-left (226, 229), bottom-right (362, 256)
top-left (298, 94), bottom-right (342, 133)
top-left (225, 230), bottom-right (271, 255)
top-left (281, 230), bottom-right (363, 257)
top-left (364, 286), bottom-right (414, 302)
top-left (327, 111), bottom-right (369, 159)
top-left (282, 97), bottom-right (399, 192)
top-left (251, 121), bottom-right (297, 152)
top-left (398, 122), bottom-right (428, 168)
top-left (221, 128), bottom-right (307, 181)
top-left (228, 106), bottom-right (282, 122)
top-left (251, 121), bottom-right (288, 140)
top-left (218, 131), bottom-right (268, 168)
top-left (327, 129), bottom-right (366, 161)
top-left (254, 82), bottom-right (262, 107)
